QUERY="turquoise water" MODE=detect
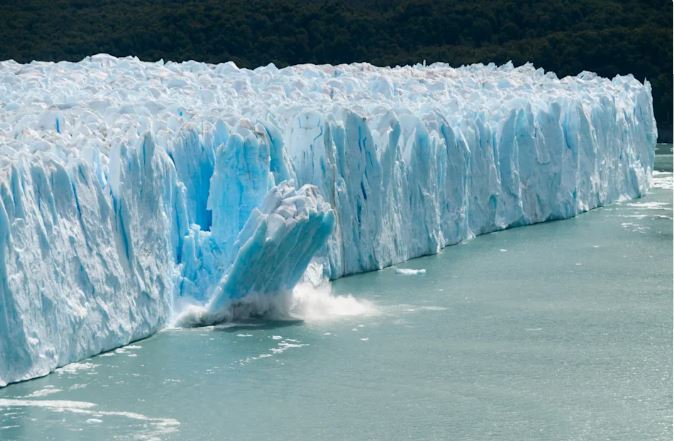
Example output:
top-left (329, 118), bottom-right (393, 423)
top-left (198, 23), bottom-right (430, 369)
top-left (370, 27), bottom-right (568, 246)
top-left (0, 148), bottom-right (671, 441)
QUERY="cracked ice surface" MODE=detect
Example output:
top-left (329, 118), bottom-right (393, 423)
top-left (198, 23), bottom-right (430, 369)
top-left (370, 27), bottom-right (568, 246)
top-left (0, 55), bottom-right (656, 385)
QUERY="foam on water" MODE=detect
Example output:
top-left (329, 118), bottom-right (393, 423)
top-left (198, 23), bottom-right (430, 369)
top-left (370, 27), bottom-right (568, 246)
top-left (0, 398), bottom-right (179, 440)
top-left (652, 171), bottom-right (673, 190)
top-left (23, 386), bottom-right (62, 398)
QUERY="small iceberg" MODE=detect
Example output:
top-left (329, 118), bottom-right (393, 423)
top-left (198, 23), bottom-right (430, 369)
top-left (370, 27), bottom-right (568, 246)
top-left (394, 267), bottom-right (427, 276)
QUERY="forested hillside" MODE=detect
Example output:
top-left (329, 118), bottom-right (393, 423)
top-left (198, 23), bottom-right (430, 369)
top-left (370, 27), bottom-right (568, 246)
top-left (0, 0), bottom-right (670, 140)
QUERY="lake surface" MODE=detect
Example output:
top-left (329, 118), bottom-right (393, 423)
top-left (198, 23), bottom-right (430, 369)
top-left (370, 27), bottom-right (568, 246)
top-left (1, 146), bottom-right (671, 441)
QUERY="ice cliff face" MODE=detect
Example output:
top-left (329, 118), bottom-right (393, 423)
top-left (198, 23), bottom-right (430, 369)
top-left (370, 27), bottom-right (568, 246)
top-left (0, 56), bottom-right (656, 385)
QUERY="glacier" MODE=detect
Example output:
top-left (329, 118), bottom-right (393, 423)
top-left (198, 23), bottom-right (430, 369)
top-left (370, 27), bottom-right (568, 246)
top-left (0, 55), bottom-right (656, 386)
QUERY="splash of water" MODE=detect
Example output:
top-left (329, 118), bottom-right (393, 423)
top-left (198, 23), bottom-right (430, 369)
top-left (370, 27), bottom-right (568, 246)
top-left (173, 280), bottom-right (378, 327)
top-left (285, 282), bottom-right (378, 322)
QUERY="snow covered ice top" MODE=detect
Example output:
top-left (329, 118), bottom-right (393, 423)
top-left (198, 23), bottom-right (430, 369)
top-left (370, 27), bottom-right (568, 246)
top-left (0, 56), bottom-right (656, 385)
top-left (0, 55), bottom-right (656, 155)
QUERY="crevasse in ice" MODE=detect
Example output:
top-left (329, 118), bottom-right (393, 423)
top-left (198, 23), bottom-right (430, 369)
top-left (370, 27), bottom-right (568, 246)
top-left (0, 55), bottom-right (656, 385)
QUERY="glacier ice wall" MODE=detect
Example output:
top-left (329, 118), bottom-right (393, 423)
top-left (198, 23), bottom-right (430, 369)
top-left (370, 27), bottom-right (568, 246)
top-left (0, 55), bottom-right (656, 385)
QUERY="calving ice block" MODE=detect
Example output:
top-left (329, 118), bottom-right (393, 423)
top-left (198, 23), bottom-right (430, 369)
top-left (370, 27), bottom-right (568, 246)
top-left (0, 55), bottom-right (656, 385)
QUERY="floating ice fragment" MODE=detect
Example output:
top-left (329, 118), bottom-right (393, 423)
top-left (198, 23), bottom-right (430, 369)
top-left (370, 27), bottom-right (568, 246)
top-left (394, 268), bottom-right (427, 275)
top-left (24, 386), bottom-right (62, 398)
top-left (56, 363), bottom-right (98, 375)
top-left (419, 306), bottom-right (448, 311)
